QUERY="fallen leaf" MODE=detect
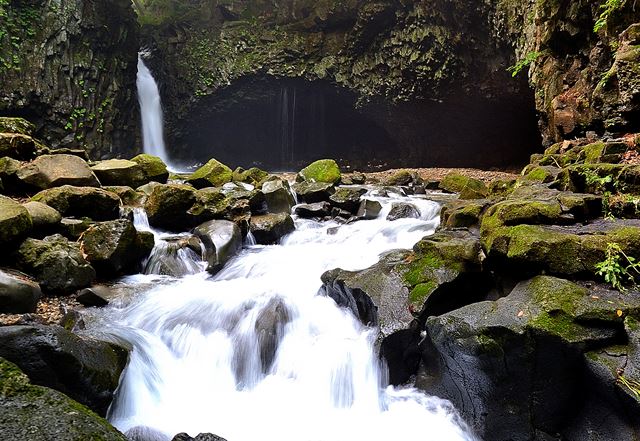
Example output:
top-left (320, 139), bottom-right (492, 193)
top-left (517, 310), bottom-right (524, 318)
top-left (617, 310), bottom-right (624, 317)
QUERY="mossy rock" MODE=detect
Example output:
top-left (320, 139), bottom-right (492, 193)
top-left (439, 173), bottom-right (488, 199)
top-left (482, 220), bottom-right (640, 276)
top-left (0, 195), bottom-right (32, 245)
top-left (80, 219), bottom-right (153, 277)
top-left (488, 179), bottom-right (516, 197)
top-left (102, 186), bottom-right (142, 206)
top-left (131, 154), bottom-right (169, 183)
top-left (232, 166), bottom-right (269, 187)
top-left (521, 165), bottom-right (560, 184)
top-left (144, 184), bottom-right (197, 230)
top-left (399, 230), bottom-right (483, 313)
top-left (441, 199), bottom-right (490, 228)
top-left (292, 180), bottom-right (335, 203)
top-left (298, 159), bottom-right (341, 184)
top-left (0, 357), bottom-right (127, 441)
top-left (15, 234), bottom-right (96, 295)
top-left (249, 213), bottom-right (295, 244)
top-left (17, 154), bottom-right (101, 190)
top-left (329, 187), bottom-right (367, 213)
top-left (383, 169), bottom-right (418, 186)
top-left (32, 186), bottom-right (121, 221)
top-left (185, 158), bottom-right (233, 189)
top-left (23, 201), bottom-right (61, 233)
top-left (0, 117), bottom-right (35, 136)
top-left (91, 159), bottom-right (147, 188)
top-left (0, 133), bottom-right (40, 161)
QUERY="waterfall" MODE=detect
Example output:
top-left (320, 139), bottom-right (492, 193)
top-left (136, 54), bottom-right (171, 167)
top-left (86, 193), bottom-right (477, 441)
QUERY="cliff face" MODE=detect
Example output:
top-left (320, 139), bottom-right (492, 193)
top-left (142, 0), bottom-right (540, 170)
top-left (490, 0), bottom-right (640, 145)
top-left (0, 0), bottom-right (140, 159)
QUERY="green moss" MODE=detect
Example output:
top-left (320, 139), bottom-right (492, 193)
top-left (440, 173), bottom-right (488, 199)
top-left (409, 281), bottom-right (438, 309)
top-left (524, 166), bottom-right (554, 183)
top-left (186, 158), bottom-right (233, 189)
top-left (528, 276), bottom-right (587, 315)
top-left (131, 154), bottom-right (169, 183)
top-left (233, 167), bottom-right (269, 186)
top-left (529, 311), bottom-right (586, 342)
top-left (582, 142), bottom-right (606, 164)
top-left (299, 159), bottom-right (341, 184)
top-left (402, 254), bottom-right (445, 287)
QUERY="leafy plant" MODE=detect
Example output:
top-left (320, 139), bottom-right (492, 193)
top-left (507, 51), bottom-right (541, 78)
top-left (595, 243), bottom-right (640, 291)
top-left (594, 0), bottom-right (625, 33)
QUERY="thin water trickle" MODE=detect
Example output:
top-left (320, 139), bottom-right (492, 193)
top-left (86, 193), bottom-right (477, 441)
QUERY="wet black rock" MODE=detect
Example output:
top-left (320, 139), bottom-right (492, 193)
top-left (172, 433), bottom-right (227, 441)
top-left (0, 324), bottom-right (128, 416)
top-left (386, 202), bottom-right (420, 221)
top-left (294, 202), bottom-right (332, 218)
top-left (249, 213), bottom-right (295, 245)
top-left (0, 268), bottom-right (42, 314)
top-left (193, 220), bottom-right (243, 274)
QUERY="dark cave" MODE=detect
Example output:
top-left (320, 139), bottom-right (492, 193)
top-left (170, 77), bottom-right (541, 172)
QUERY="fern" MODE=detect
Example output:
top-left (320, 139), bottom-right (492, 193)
top-left (594, 0), bottom-right (625, 33)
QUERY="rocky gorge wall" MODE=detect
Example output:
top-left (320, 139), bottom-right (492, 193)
top-left (490, 0), bottom-right (640, 145)
top-left (0, 0), bottom-right (140, 159)
top-left (140, 0), bottom-right (542, 169)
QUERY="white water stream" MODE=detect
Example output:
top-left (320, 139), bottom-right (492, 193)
top-left (137, 54), bottom-right (173, 168)
top-left (86, 192), bottom-right (476, 441)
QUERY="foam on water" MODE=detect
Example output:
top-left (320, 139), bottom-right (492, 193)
top-left (86, 193), bottom-right (477, 441)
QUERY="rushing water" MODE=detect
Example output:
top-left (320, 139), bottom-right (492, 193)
top-left (137, 54), bottom-right (171, 167)
top-left (85, 191), bottom-right (477, 441)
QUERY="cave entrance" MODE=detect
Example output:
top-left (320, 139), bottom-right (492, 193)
top-left (177, 78), bottom-right (397, 171)
top-left (172, 76), bottom-right (541, 172)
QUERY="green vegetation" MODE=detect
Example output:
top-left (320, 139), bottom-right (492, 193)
top-left (0, 0), bottom-right (40, 72)
top-left (507, 51), bottom-right (541, 77)
top-left (594, 0), bottom-right (625, 32)
top-left (595, 242), bottom-right (640, 291)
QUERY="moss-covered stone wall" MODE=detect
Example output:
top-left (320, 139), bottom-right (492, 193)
top-left (0, 0), bottom-right (140, 159)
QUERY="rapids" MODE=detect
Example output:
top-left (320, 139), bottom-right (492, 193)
top-left (84, 191), bottom-right (478, 441)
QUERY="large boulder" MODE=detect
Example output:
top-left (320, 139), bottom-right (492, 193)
top-left (32, 185), bottom-right (121, 221)
top-left (91, 159), bottom-right (147, 188)
top-left (250, 213), bottom-right (295, 244)
top-left (232, 166), bottom-right (269, 187)
top-left (15, 235), bottom-right (96, 295)
top-left (185, 158), bottom-right (233, 189)
top-left (0, 268), bottom-right (41, 314)
top-left (0, 325), bottom-right (128, 417)
top-left (0, 133), bottom-right (40, 160)
top-left (17, 154), bottom-right (101, 190)
top-left (386, 202), bottom-right (420, 221)
top-left (320, 250), bottom-right (413, 337)
top-left (0, 358), bottom-right (127, 441)
top-left (262, 179), bottom-right (295, 214)
top-left (80, 220), bottom-right (154, 277)
top-left (0, 117), bottom-right (36, 135)
top-left (23, 201), bottom-right (62, 235)
top-left (422, 276), bottom-right (640, 441)
top-left (0, 156), bottom-right (23, 194)
top-left (143, 234), bottom-right (205, 277)
top-left (297, 159), bottom-right (341, 184)
top-left (294, 201), bottom-right (332, 218)
top-left (0, 195), bottom-right (32, 245)
top-left (399, 230), bottom-right (487, 315)
top-left (481, 219), bottom-right (640, 277)
top-left (439, 173), bottom-right (488, 199)
top-left (329, 187), bottom-right (367, 213)
top-left (193, 220), bottom-right (243, 274)
top-left (145, 184), bottom-right (235, 231)
top-left (131, 153), bottom-right (169, 183)
top-left (291, 180), bottom-right (335, 203)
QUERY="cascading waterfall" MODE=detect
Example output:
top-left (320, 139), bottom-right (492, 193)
top-left (136, 54), bottom-right (172, 168)
top-left (84, 191), bottom-right (477, 441)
